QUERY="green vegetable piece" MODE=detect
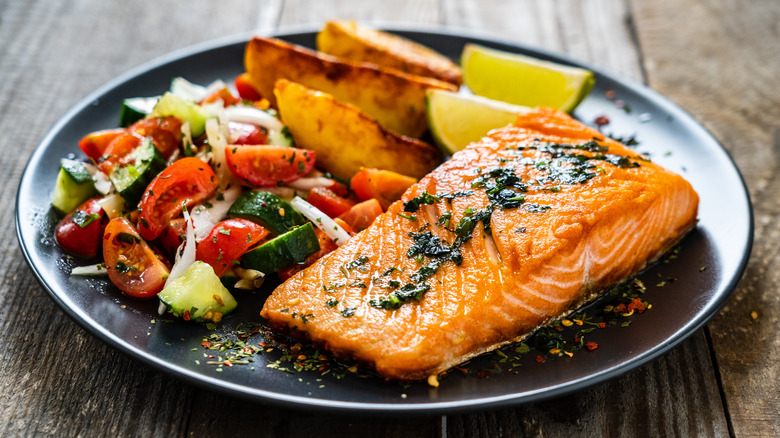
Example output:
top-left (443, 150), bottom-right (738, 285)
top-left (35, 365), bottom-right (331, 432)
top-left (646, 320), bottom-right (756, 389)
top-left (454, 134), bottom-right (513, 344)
top-left (228, 190), bottom-right (305, 235)
top-left (158, 261), bottom-right (237, 322)
top-left (149, 92), bottom-right (213, 137)
top-left (109, 138), bottom-right (167, 207)
top-left (119, 96), bottom-right (158, 127)
top-left (240, 223), bottom-right (320, 274)
top-left (51, 159), bottom-right (97, 214)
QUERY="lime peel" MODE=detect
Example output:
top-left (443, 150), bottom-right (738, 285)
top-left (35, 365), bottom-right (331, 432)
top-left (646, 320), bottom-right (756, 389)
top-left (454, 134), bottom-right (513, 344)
top-left (461, 43), bottom-right (594, 113)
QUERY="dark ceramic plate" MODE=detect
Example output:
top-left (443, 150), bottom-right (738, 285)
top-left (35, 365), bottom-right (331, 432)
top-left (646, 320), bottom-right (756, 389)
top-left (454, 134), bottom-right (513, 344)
top-left (16, 28), bottom-right (752, 413)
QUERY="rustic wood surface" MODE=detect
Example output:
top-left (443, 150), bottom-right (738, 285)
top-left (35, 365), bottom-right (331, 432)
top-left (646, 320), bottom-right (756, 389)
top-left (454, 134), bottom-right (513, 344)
top-left (1, 0), bottom-right (776, 436)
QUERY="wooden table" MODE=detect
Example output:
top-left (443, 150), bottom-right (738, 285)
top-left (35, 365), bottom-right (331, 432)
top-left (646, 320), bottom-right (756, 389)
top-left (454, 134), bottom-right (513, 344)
top-left (3, 0), bottom-right (777, 436)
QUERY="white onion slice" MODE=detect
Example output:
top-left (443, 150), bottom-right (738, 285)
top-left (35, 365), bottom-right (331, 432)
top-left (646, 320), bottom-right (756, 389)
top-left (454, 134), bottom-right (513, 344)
top-left (165, 208), bottom-right (197, 287)
top-left (83, 163), bottom-right (112, 195)
top-left (290, 196), bottom-right (351, 246)
top-left (224, 106), bottom-right (284, 132)
top-left (286, 176), bottom-right (335, 192)
top-left (70, 263), bottom-right (108, 276)
top-left (96, 194), bottom-right (125, 219)
top-left (170, 77), bottom-right (208, 102)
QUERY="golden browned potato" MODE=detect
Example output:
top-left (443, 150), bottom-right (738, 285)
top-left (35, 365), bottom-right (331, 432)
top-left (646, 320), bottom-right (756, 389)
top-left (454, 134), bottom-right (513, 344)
top-left (244, 36), bottom-right (457, 138)
top-left (317, 21), bottom-right (463, 86)
top-left (274, 79), bottom-right (441, 180)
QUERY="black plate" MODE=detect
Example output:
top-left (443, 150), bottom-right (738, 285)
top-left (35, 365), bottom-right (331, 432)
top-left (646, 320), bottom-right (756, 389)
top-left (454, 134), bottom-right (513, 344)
top-left (16, 28), bottom-right (752, 413)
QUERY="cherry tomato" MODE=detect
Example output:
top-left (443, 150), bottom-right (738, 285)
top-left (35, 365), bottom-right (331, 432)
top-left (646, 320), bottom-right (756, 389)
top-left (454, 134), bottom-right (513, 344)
top-left (306, 187), bottom-right (356, 218)
top-left (201, 86), bottom-right (240, 107)
top-left (54, 198), bottom-right (106, 257)
top-left (137, 157), bottom-right (219, 241)
top-left (156, 217), bottom-right (187, 261)
top-left (98, 132), bottom-right (144, 174)
top-left (277, 227), bottom-right (339, 281)
top-left (326, 179), bottom-right (350, 197)
top-left (234, 73), bottom-right (262, 101)
top-left (225, 145), bottom-right (315, 187)
top-left (196, 219), bottom-right (270, 277)
top-left (78, 129), bottom-right (125, 162)
top-left (228, 122), bottom-right (268, 145)
top-left (350, 168), bottom-right (417, 210)
top-left (103, 217), bottom-right (170, 298)
top-left (338, 198), bottom-right (383, 232)
top-left (129, 116), bottom-right (182, 159)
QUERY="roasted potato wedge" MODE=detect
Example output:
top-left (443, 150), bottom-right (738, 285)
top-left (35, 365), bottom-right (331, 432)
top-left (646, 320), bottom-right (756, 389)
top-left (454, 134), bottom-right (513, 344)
top-left (244, 36), bottom-right (457, 138)
top-left (274, 79), bottom-right (441, 180)
top-left (317, 21), bottom-right (463, 86)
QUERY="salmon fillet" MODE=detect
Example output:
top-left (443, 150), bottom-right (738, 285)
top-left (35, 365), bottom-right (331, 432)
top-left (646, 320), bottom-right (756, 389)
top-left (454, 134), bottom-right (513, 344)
top-left (261, 107), bottom-right (699, 380)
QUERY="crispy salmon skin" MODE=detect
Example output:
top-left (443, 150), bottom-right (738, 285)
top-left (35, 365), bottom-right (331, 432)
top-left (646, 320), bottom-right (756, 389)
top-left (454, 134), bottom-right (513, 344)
top-left (261, 107), bottom-right (699, 380)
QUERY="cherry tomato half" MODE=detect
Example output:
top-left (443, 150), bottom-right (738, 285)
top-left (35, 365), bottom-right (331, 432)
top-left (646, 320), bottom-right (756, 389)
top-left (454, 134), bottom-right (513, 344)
top-left (350, 168), bottom-right (417, 210)
top-left (201, 86), bottom-right (240, 107)
top-left (55, 198), bottom-right (106, 257)
top-left (129, 116), bottom-right (182, 159)
top-left (98, 132), bottom-right (144, 174)
top-left (228, 122), bottom-right (268, 145)
top-left (78, 129), bottom-right (125, 163)
top-left (156, 217), bottom-right (187, 261)
top-left (338, 198), bottom-right (383, 232)
top-left (234, 73), bottom-right (262, 101)
top-left (196, 218), bottom-right (270, 277)
top-left (225, 145), bottom-right (315, 187)
top-left (138, 157), bottom-right (218, 242)
top-left (306, 187), bottom-right (356, 218)
top-left (103, 217), bottom-right (170, 298)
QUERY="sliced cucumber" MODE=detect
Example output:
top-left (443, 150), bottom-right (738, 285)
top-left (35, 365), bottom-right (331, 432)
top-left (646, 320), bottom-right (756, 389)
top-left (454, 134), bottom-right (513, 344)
top-left (51, 159), bottom-right (97, 214)
top-left (268, 126), bottom-right (295, 147)
top-left (158, 261), bottom-right (237, 322)
top-left (119, 97), bottom-right (158, 127)
top-left (240, 223), bottom-right (319, 274)
top-left (228, 190), bottom-right (305, 235)
top-left (109, 138), bottom-right (167, 207)
top-left (149, 92), bottom-right (213, 137)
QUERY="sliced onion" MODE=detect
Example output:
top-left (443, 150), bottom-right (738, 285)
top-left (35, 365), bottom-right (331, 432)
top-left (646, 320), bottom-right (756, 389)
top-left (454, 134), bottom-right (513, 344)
top-left (205, 118), bottom-right (231, 187)
top-left (165, 208), bottom-right (197, 288)
top-left (83, 163), bottom-right (112, 195)
top-left (286, 176), bottom-right (335, 192)
top-left (290, 196), bottom-right (351, 246)
top-left (96, 193), bottom-right (126, 219)
top-left (70, 263), bottom-right (108, 276)
top-left (258, 186), bottom-right (306, 201)
top-left (224, 106), bottom-right (284, 132)
top-left (170, 77), bottom-right (208, 102)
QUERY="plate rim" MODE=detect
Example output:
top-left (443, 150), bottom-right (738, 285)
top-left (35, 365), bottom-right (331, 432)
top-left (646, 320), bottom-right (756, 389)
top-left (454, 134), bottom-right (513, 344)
top-left (15, 25), bottom-right (754, 414)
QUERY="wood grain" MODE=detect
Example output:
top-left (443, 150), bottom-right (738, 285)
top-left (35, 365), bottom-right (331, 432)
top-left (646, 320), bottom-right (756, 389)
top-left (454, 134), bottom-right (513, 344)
top-left (632, 0), bottom-right (780, 436)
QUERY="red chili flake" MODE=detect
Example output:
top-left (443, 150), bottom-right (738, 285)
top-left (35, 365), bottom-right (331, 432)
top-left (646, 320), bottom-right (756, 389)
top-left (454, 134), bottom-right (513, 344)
top-left (207, 355), bottom-right (215, 359)
top-left (585, 342), bottom-right (599, 351)
top-left (574, 337), bottom-right (581, 343)
top-left (201, 340), bottom-right (211, 348)
top-left (594, 115), bottom-right (610, 127)
top-left (613, 303), bottom-right (628, 313)
top-left (597, 322), bottom-right (607, 329)
top-left (475, 370), bottom-right (491, 379)
top-left (627, 298), bottom-right (647, 314)
top-left (258, 341), bottom-right (267, 347)
top-left (183, 310), bottom-right (191, 321)
top-left (605, 89), bottom-right (615, 99)
top-left (554, 326), bottom-right (564, 331)
top-left (535, 355), bottom-right (546, 364)
top-left (224, 362), bottom-right (233, 367)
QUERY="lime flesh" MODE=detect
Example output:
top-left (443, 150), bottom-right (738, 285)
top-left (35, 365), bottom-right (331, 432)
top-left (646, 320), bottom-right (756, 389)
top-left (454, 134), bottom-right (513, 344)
top-left (426, 89), bottom-right (529, 155)
top-left (461, 43), bottom-right (594, 113)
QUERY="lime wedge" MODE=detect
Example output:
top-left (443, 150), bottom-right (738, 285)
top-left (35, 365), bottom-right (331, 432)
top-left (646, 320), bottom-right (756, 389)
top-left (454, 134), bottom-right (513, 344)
top-left (461, 43), bottom-right (594, 113)
top-left (426, 89), bottom-right (529, 155)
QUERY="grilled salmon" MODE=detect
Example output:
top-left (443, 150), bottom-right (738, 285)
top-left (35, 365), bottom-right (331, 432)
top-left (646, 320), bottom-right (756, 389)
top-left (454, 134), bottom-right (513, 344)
top-left (261, 107), bottom-right (699, 380)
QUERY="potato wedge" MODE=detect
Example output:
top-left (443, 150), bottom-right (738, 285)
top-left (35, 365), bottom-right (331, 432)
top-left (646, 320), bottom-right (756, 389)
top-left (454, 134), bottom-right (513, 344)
top-left (244, 36), bottom-right (457, 138)
top-left (317, 21), bottom-right (463, 86)
top-left (274, 79), bottom-right (441, 180)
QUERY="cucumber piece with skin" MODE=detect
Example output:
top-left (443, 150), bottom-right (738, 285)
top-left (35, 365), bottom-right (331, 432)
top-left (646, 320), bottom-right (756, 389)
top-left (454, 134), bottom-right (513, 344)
top-left (119, 97), bottom-right (158, 127)
top-left (109, 138), bottom-right (167, 207)
top-left (51, 159), bottom-right (97, 214)
top-left (149, 92), bottom-right (213, 137)
top-left (158, 261), bottom-right (237, 322)
top-left (228, 190), bottom-right (306, 235)
top-left (240, 223), bottom-right (319, 275)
